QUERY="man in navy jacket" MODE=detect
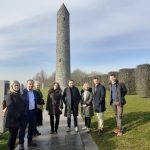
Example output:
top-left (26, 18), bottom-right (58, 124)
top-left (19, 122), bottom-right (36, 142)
top-left (19, 79), bottom-right (38, 149)
top-left (93, 77), bottom-right (106, 135)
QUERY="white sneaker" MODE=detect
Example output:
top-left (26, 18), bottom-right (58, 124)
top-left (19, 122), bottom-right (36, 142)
top-left (82, 126), bottom-right (87, 130)
top-left (86, 128), bottom-right (90, 133)
top-left (66, 127), bottom-right (71, 132)
top-left (75, 126), bottom-right (79, 132)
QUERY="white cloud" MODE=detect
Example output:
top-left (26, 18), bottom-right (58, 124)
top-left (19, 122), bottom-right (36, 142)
top-left (0, 0), bottom-right (150, 81)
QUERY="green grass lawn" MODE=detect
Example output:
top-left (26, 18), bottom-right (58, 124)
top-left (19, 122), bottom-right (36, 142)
top-left (0, 132), bottom-right (9, 150)
top-left (42, 88), bottom-right (150, 149)
top-left (90, 92), bottom-right (150, 150)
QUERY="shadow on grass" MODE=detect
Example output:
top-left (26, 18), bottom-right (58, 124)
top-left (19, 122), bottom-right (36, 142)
top-left (90, 111), bottom-right (150, 150)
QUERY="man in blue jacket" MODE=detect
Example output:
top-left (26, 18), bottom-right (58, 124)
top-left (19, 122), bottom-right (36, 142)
top-left (19, 79), bottom-right (38, 149)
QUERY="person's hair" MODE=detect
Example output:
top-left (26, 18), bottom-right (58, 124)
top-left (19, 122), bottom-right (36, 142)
top-left (110, 74), bottom-right (116, 77)
top-left (93, 76), bottom-right (99, 80)
top-left (27, 79), bottom-right (34, 84)
top-left (49, 82), bottom-right (62, 92)
top-left (10, 80), bottom-right (20, 93)
top-left (82, 83), bottom-right (90, 90)
top-left (10, 80), bottom-right (20, 87)
top-left (68, 79), bottom-right (74, 83)
top-left (34, 80), bottom-right (40, 85)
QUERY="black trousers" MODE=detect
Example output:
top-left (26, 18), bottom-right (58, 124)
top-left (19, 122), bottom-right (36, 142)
top-left (67, 114), bottom-right (78, 128)
top-left (50, 115), bottom-right (60, 132)
top-left (8, 128), bottom-right (19, 150)
top-left (85, 117), bottom-right (91, 128)
top-left (19, 110), bottom-right (36, 144)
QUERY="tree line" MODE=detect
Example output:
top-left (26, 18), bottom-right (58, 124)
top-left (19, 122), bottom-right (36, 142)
top-left (33, 69), bottom-right (101, 88)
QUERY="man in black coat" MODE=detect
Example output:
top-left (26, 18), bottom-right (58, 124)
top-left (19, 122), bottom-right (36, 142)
top-left (18, 80), bottom-right (38, 149)
top-left (93, 77), bottom-right (106, 135)
top-left (62, 80), bottom-right (81, 132)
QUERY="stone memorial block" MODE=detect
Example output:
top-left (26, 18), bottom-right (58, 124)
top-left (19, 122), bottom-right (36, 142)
top-left (0, 80), bottom-right (10, 133)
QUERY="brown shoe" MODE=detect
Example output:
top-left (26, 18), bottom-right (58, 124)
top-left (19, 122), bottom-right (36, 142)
top-left (117, 131), bottom-right (123, 136)
top-left (113, 128), bottom-right (120, 134)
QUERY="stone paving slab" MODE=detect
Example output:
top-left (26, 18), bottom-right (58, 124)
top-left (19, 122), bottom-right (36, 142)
top-left (15, 110), bottom-right (98, 150)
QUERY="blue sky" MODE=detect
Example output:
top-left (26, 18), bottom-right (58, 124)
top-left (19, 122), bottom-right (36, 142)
top-left (0, 0), bottom-right (150, 83)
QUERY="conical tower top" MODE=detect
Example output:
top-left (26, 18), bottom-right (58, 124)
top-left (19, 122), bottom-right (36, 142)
top-left (57, 3), bottom-right (69, 16)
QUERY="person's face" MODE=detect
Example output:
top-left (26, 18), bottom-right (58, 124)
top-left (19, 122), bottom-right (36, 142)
top-left (93, 79), bottom-right (99, 85)
top-left (35, 83), bottom-right (40, 89)
top-left (13, 83), bottom-right (20, 91)
top-left (68, 81), bottom-right (74, 88)
top-left (110, 76), bottom-right (116, 83)
top-left (53, 83), bottom-right (58, 90)
top-left (27, 81), bottom-right (34, 90)
top-left (84, 86), bottom-right (89, 91)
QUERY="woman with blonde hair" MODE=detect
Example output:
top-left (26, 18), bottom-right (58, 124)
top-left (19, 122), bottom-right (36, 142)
top-left (5, 80), bottom-right (25, 150)
top-left (81, 83), bottom-right (94, 133)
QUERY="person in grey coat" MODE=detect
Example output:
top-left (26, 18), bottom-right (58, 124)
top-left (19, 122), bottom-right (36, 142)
top-left (81, 83), bottom-right (94, 133)
top-left (93, 77), bottom-right (106, 135)
top-left (62, 80), bottom-right (81, 132)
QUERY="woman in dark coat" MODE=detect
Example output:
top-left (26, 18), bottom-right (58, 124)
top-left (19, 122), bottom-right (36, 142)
top-left (5, 80), bottom-right (25, 150)
top-left (33, 81), bottom-right (45, 136)
top-left (46, 82), bottom-right (63, 134)
top-left (34, 81), bottom-right (45, 126)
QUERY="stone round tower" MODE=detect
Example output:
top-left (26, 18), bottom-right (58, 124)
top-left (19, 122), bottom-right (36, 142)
top-left (55, 3), bottom-right (71, 91)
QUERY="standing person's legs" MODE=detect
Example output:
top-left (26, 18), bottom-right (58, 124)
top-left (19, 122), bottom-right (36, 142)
top-left (96, 113), bottom-right (104, 131)
top-left (50, 115), bottom-right (54, 133)
top-left (112, 102), bottom-right (118, 126)
top-left (55, 115), bottom-right (60, 133)
top-left (66, 115), bottom-right (71, 132)
top-left (19, 117), bottom-right (28, 146)
top-left (73, 114), bottom-right (78, 127)
top-left (116, 105), bottom-right (123, 131)
top-left (28, 110), bottom-right (36, 143)
top-left (73, 114), bottom-right (78, 132)
top-left (8, 128), bottom-right (18, 150)
top-left (86, 117), bottom-right (91, 128)
top-left (85, 117), bottom-right (88, 127)
top-left (67, 116), bottom-right (71, 128)
top-left (112, 102), bottom-right (123, 135)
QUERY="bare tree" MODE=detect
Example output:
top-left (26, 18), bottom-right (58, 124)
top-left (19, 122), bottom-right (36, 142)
top-left (33, 69), bottom-right (48, 88)
top-left (71, 69), bottom-right (88, 86)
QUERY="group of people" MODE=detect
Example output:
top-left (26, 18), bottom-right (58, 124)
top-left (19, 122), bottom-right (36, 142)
top-left (3, 80), bottom-right (44, 150)
top-left (3, 73), bottom-right (127, 150)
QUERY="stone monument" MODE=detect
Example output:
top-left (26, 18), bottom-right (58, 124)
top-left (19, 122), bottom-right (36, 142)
top-left (55, 3), bottom-right (71, 91)
top-left (0, 80), bottom-right (10, 133)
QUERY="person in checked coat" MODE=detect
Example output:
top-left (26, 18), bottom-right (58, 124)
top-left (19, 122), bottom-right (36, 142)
top-left (81, 83), bottom-right (94, 133)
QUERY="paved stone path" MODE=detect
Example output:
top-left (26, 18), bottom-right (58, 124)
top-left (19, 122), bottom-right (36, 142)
top-left (15, 110), bottom-right (98, 150)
